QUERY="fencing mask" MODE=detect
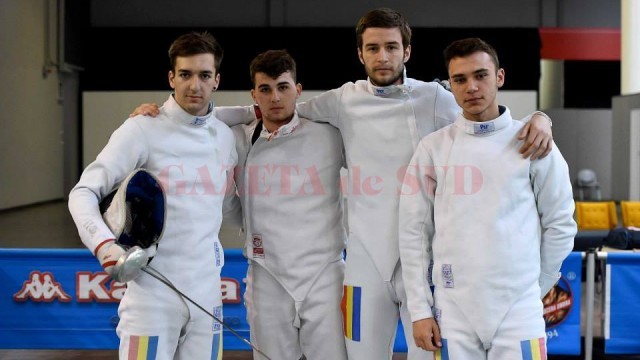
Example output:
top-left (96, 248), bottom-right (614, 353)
top-left (99, 169), bottom-right (166, 251)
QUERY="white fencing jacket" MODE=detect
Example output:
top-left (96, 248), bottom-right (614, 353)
top-left (399, 107), bottom-right (576, 344)
top-left (231, 114), bottom-right (347, 301)
top-left (69, 95), bottom-right (237, 309)
top-left (295, 77), bottom-right (460, 281)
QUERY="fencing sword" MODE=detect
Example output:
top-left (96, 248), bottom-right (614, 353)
top-left (140, 264), bottom-right (273, 360)
top-left (98, 169), bottom-right (272, 359)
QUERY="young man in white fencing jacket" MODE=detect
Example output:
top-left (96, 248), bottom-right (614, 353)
top-left (129, 9), bottom-right (555, 359)
top-left (69, 32), bottom-right (237, 360)
top-left (127, 50), bottom-right (347, 360)
top-left (228, 50), bottom-right (347, 360)
top-left (399, 37), bottom-right (576, 359)
top-left (286, 9), bottom-right (554, 360)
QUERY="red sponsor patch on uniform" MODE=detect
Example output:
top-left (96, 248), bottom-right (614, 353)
top-left (252, 234), bottom-right (265, 259)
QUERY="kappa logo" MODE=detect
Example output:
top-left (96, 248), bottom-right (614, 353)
top-left (14, 270), bottom-right (242, 304)
top-left (13, 271), bottom-right (71, 302)
top-left (76, 271), bottom-right (125, 302)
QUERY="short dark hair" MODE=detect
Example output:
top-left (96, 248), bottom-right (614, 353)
top-left (168, 32), bottom-right (223, 73)
top-left (444, 37), bottom-right (500, 72)
top-left (249, 49), bottom-right (297, 86)
top-left (355, 8), bottom-right (412, 50)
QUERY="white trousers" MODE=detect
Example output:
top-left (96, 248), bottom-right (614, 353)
top-left (245, 258), bottom-right (347, 360)
top-left (343, 238), bottom-right (434, 360)
top-left (434, 282), bottom-right (547, 360)
top-left (117, 274), bottom-right (223, 360)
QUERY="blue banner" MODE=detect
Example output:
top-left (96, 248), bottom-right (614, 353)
top-left (0, 248), bottom-right (414, 352)
top-left (544, 251), bottom-right (582, 355)
top-left (2, 248), bottom-right (579, 353)
top-left (605, 252), bottom-right (640, 354)
top-left (0, 248), bottom-right (249, 350)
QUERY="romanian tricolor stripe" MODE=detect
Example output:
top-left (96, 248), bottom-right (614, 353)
top-left (211, 332), bottom-right (223, 360)
top-left (341, 285), bottom-right (362, 341)
top-left (434, 338), bottom-right (449, 360)
top-left (128, 335), bottom-right (158, 360)
top-left (520, 337), bottom-right (547, 360)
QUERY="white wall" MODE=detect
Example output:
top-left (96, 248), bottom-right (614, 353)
top-left (0, 0), bottom-right (64, 210)
top-left (81, 90), bottom-right (328, 167)
top-left (497, 91), bottom-right (538, 120)
top-left (82, 90), bottom-right (536, 168)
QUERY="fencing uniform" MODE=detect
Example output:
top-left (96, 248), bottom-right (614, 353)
top-left (214, 76), bottom-right (543, 360)
top-left (399, 107), bottom-right (576, 359)
top-left (295, 75), bottom-right (460, 360)
top-left (69, 95), bottom-right (237, 360)
top-left (231, 114), bottom-right (348, 360)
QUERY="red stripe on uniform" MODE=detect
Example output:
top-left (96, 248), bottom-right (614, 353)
top-left (94, 239), bottom-right (115, 256)
top-left (539, 337), bottom-right (547, 360)
top-left (102, 260), bottom-right (117, 268)
top-left (341, 285), bottom-right (347, 336)
top-left (128, 335), bottom-right (139, 359)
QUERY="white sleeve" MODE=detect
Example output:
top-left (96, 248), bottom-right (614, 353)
top-left (399, 141), bottom-right (436, 322)
top-left (295, 87), bottom-right (343, 129)
top-left (222, 136), bottom-right (243, 228)
top-left (221, 190), bottom-right (243, 228)
top-left (68, 120), bottom-right (148, 254)
top-left (530, 143), bottom-right (577, 297)
top-left (213, 105), bottom-right (256, 127)
top-left (435, 85), bottom-right (460, 130)
top-left (519, 111), bottom-right (552, 127)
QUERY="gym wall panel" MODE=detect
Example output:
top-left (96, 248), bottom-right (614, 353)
top-left (81, 90), bottom-right (536, 169)
top-left (546, 109), bottom-right (613, 200)
top-left (0, 1), bottom-right (64, 210)
top-left (81, 90), bottom-right (327, 167)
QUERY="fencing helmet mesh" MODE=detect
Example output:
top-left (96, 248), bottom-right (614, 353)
top-left (99, 169), bottom-right (166, 250)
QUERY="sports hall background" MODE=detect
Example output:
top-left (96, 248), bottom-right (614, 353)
top-left (1, 0), bottom-right (638, 359)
